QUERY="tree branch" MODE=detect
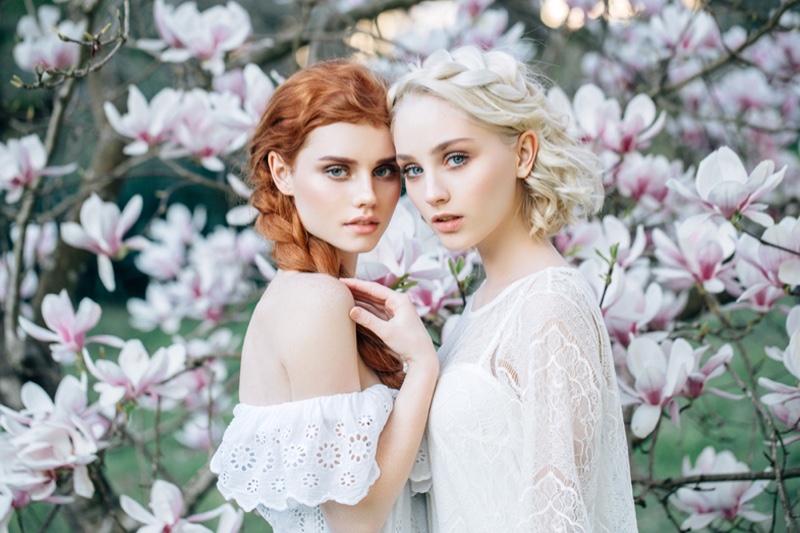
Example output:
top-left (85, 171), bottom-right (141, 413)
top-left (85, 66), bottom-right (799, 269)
top-left (649, 0), bottom-right (800, 98)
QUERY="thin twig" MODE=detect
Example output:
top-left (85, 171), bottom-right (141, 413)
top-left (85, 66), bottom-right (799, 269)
top-left (649, 0), bottom-right (800, 98)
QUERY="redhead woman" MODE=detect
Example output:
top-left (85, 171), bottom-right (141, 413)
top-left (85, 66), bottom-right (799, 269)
top-left (344, 47), bottom-right (638, 532)
top-left (210, 61), bottom-right (438, 533)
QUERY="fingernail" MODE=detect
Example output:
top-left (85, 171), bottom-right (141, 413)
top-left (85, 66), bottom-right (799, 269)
top-left (350, 308), bottom-right (361, 320)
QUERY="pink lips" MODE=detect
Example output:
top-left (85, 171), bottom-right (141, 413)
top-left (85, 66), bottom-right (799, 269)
top-left (345, 215), bottom-right (380, 235)
top-left (431, 213), bottom-right (463, 232)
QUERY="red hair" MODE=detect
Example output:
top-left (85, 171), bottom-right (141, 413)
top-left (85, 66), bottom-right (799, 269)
top-left (249, 60), bottom-right (404, 389)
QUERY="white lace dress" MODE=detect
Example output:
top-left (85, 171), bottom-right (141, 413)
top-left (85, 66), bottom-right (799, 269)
top-left (210, 384), bottom-right (430, 533)
top-left (426, 266), bottom-right (637, 532)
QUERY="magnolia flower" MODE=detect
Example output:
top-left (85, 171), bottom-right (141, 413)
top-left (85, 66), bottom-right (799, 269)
top-left (150, 203), bottom-right (207, 247)
top-left (570, 216), bottom-right (647, 270)
top-left (619, 337), bottom-right (694, 438)
top-left (615, 152), bottom-right (684, 206)
top-left (214, 64), bottom-right (275, 129)
top-left (736, 217), bottom-right (800, 293)
top-left (11, 221), bottom-right (58, 269)
top-left (82, 340), bottom-right (188, 407)
top-left (668, 147), bottom-right (785, 226)
top-left (0, 375), bottom-right (108, 501)
top-left (61, 194), bottom-right (149, 291)
top-left (141, 0), bottom-right (252, 75)
top-left (652, 217), bottom-right (737, 294)
top-left (670, 447), bottom-right (769, 530)
top-left (683, 344), bottom-right (738, 400)
top-left (649, 4), bottom-right (721, 58)
top-left (18, 290), bottom-right (123, 364)
top-left (127, 283), bottom-right (184, 333)
top-left (121, 479), bottom-right (242, 533)
top-left (225, 173), bottom-right (257, 226)
top-left (569, 84), bottom-right (666, 154)
top-left (163, 89), bottom-right (249, 171)
top-left (358, 201), bottom-right (448, 287)
top-left (174, 413), bottom-right (224, 451)
top-left (104, 86), bottom-right (183, 156)
top-left (0, 135), bottom-right (76, 203)
top-left (759, 330), bottom-right (800, 407)
top-left (13, 5), bottom-right (85, 73)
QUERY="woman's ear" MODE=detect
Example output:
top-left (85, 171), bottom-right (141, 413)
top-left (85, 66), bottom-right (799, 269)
top-left (515, 130), bottom-right (538, 179)
top-left (268, 152), bottom-right (293, 195)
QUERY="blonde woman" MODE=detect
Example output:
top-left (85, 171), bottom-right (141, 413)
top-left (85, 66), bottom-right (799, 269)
top-left (344, 46), bottom-right (638, 532)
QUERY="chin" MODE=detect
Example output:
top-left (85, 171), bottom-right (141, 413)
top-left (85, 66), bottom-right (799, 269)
top-left (435, 234), bottom-right (475, 252)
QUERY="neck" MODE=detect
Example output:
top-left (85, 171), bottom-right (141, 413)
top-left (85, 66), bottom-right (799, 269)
top-left (476, 220), bottom-right (567, 289)
top-left (340, 252), bottom-right (357, 277)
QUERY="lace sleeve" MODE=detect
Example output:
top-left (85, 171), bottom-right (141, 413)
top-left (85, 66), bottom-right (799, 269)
top-left (512, 289), bottom-right (612, 531)
top-left (209, 384), bottom-right (396, 513)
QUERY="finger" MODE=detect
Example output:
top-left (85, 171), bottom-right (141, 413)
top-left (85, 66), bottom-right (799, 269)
top-left (352, 301), bottom-right (388, 319)
top-left (340, 278), bottom-right (398, 302)
top-left (348, 306), bottom-right (387, 337)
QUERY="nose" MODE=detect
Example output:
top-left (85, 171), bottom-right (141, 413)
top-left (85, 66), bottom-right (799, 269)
top-left (352, 173), bottom-right (377, 208)
top-left (424, 172), bottom-right (449, 206)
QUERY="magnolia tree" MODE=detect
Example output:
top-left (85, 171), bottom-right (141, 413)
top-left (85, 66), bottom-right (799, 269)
top-left (1, 0), bottom-right (799, 531)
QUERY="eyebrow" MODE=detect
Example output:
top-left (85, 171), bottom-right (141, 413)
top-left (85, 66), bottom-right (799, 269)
top-left (318, 156), bottom-right (397, 166)
top-left (396, 138), bottom-right (473, 162)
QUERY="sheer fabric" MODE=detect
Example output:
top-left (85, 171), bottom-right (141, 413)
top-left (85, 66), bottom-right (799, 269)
top-left (210, 384), bottom-right (430, 533)
top-left (427, 266), bottom-right (637, 532)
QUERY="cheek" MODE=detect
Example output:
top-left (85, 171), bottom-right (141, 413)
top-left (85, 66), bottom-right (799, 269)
top-left (293, 179), bottom-right (336, 216)
top-left (376, 180), bottom-right (402, 206)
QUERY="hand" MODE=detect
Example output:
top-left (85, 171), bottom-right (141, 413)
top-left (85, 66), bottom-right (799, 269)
top-left (340, 278), bottom-right (437, 367)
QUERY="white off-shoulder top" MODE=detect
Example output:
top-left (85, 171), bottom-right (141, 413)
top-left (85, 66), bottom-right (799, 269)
top-left (210, 384), bottom-right (430, 533)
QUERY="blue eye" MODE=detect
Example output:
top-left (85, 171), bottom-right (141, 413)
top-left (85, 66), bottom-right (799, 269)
top-left (325, 166), bottom-right (348, 179)
top-left (401, 165), bottom-right (423, 181)
top-left (445, 153), bottom-right (468, 168)
top-left (374, 165), bottom-right (400, 180)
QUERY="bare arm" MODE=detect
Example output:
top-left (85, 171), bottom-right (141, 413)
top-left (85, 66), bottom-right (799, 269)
top-left (320, 278), bottom-right (438, 533)
top-left (267, 275), bottom-right (437, 533)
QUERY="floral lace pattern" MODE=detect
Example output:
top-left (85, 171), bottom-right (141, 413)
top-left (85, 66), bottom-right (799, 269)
top-left (427, 267), bottom-right (638, 533)
top-left (210, 384), bottom-right (430, 533)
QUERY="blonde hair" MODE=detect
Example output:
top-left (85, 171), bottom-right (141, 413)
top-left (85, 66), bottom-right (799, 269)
top-left (388, 46), bottom-right (603, 238)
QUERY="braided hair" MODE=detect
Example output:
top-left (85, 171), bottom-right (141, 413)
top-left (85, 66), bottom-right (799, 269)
top-left (389, 46), bottom-right (604, 238)
top-left (249, 60), bottom-right (404, 389)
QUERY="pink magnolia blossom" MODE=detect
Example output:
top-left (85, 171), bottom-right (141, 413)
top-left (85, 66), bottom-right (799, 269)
top-left (214, 65), bottom-right (275, 130)
top-left (151, 203), bottom-right (207, 248)
top-left (121, 479), bottom-right (242, 533)
top-left (682, 344), bottom-right (738, 400)
top-left (60, 194), bottom-right (149, 291)
top-left (619, 337), bottom-right (694, 438)
top-left (652, 217), bottom-right (737, 294)
top-left (358, 201), bottom-right (450, 288)
top-left (649, 288), bottom-right (689, 331)
top-left (736, 216), bottom-right (800, 294)
top-left (759, 330), bottom-right (800, 407)
top-left (0, 375), bottom-right (108, 502)
top-left (0, 135), bottom-right (76, 203)
top-left (11, 221), bottom-right (58, 270)
top-left (141, 0), bottom-right (252, 75)
top-left (163, 89), bottom-right (249, 171)
top-left (570, 216), bottom-right (647, 269)
top-left (670, 447), bottom-right (770, 530)
top-left (127, 283), bottom-right (185, 334)
top-left (668, 147), bottom-right (785, 226)
top-left (615, 152), bottom-right (684, 207)
top-left (712, 68), bottom-right (779, 117)
top-left (82, 340), bottom-right (188, 408)
top-left (224, 173), bottom-right (257, 226)
top-left (104, 86), bottom-right (183, 156)
top-left (18, 289), bottom-right (123, 364)
top-left (649, 4), bottom-right (721, 59)
top-left (569, 84), bottom-right (666, 154)
top-left (13, 6), bottom-right (85, 73)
